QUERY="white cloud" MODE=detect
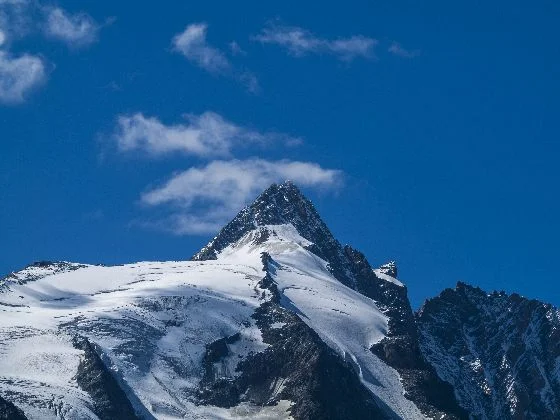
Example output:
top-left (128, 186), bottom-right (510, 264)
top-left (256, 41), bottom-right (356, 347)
top-left (0, 51), bottom-right (45, 103)
top-left (388, 41), bottom-right (420, 58)
top-left (113, 112), bottom-right (301, 158)
top-left (0, 2), bottom-right (105, 104)
top-left (172, 23), bottom-right (231, 74)
top-left (172, 23), bottom-right (259, 92)
top-left (0, 2), bottom-right (102, 48)
top-left (0, 0), bottom-right (45, 104)
top-left (140, 159), bottom-right (342, 234)
top-left (43, 7), bottom-right (99, 48)
top-left (253, 23), bottom-right (377, 61)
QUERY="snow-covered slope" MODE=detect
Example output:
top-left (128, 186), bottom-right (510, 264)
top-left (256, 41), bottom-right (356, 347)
top-left (218, 224), bottom-right (424, 418)
top-left (0, 259), bottom-right (279, 419)
top-left (0, 222), bottom-right (426, 419)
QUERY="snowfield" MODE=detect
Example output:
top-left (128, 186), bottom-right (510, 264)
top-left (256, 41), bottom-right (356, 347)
top-left (0, 224), bottom-right (422, 419)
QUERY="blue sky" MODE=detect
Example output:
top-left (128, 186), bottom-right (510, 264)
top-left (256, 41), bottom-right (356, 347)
top-left (1, 0), bottom-right (559, 308)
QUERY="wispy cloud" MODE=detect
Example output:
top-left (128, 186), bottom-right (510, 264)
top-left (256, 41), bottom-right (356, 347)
top-left (172, 23), bottom-right (230, 74)
top-left (109, 109), bottom-right (331, 235)
top-left (140, 159), bottom-right (342, 234)
top-left (43, 6), bottom-right (100, 48)
top-left (253, 23), bottom-right (377, 61)
top-left (0, 0), bottom-right (44, 104)
top-left (388, 41), bottom-right (420, 58)
top-left (0, 1), bottom-right (104, 104)
top-left (112, 111), bottom-right (301, 158)
top-left (0, 51), bottom-right (45, 103)
top-left (172, 22), bottom-right (258, 92)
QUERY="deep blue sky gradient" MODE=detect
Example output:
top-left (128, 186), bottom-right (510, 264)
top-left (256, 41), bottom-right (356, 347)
top-left (1, 1), bottom-right (559, 307)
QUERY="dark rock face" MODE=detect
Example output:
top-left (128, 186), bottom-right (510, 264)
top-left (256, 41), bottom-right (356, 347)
top-left (345, 246), bottom-right (468, 420)
top-left (345, 247), bottom-right (413, 339)
top-left (72, 336), bottom-right (140, 420)
top-left (197, 253), bottom-right (390, 420)
top-left (417, 282), bottom-right (560, 419)
top-left (243, 300), bottom-right (388, 419)
top-left (0, 396), bottom-right (27, 420)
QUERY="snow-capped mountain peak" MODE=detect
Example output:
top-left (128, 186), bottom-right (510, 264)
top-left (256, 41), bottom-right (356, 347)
top-left (193, 181), bottom-right (336, 261)
top-left (5, 182), bottom-right (556, 420)
top-left (193, 181), bottom-right (362, 293)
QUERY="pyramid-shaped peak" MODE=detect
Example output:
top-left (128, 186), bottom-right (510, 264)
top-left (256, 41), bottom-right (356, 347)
top-left (275, 179), bottom-right (300, 193)
top-left (250, 181), bottom-right (315, 220)
top-left (267, 179), bottom-right (298, 190)
top-left (256, 180), bottom-right (306, 203)
top-left (192, 181), bottom-right (340, 262)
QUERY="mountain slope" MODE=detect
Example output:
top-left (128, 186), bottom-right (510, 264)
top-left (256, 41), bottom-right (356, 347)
top-left (0, 260), bottom-right (270, 419)
top-left (194, 182), bottom-right (465, 418)
top-left (214, 224), bottom-right (424, 418)
top-left (417, 282), bottom-right (560, 419)
top-left (0, 238), bottom-right (410, 418)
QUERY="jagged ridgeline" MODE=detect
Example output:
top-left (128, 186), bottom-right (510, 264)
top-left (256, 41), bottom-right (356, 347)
top-left (0, 181), bottom-right (558, 419)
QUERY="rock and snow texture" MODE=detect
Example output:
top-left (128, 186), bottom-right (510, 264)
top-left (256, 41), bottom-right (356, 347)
top-left (217, 225), bottom-right (424, 418)
top-left (417, 282), bottom-right (560, 419)
top-left (343, 248), bottom-right (466, 420)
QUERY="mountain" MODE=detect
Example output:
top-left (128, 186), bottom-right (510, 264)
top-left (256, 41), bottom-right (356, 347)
top-left (417, 282), bottom-right (560, 419)
top-left (193, 182), bottom-right (465, 419)
top-left (0, 181), bottom-right (557, 419)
